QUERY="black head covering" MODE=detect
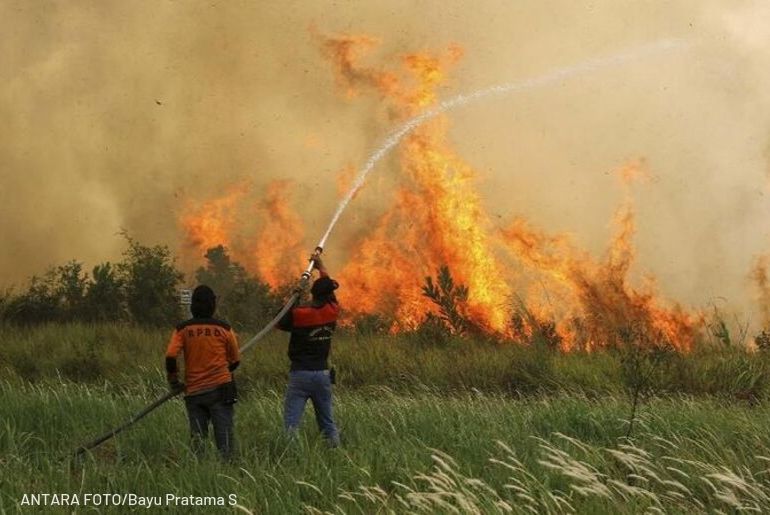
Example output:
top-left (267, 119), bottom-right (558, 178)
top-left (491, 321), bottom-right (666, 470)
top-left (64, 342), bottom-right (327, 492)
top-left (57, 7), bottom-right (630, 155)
top-left (310, 276), bottom-right (339, 302)
top-left (190, 285), bottom-right (216, 318)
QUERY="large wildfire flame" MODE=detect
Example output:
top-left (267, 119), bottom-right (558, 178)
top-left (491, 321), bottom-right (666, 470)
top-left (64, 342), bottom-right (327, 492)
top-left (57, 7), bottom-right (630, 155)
top-left (179, 33), bottom-right (705, 350)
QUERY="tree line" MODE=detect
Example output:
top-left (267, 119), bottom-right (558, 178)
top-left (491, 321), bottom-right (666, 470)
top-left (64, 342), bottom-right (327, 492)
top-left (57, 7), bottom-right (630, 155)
top-left (0, 237), bottom-right (282, 329)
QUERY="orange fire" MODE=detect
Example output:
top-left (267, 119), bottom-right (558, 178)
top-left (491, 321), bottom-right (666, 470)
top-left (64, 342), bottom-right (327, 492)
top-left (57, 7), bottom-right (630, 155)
top-left (179, 180), bottom-right (251, 256)
top-left (320, 35), bottom-right (512, 334)
top-left (250, 180), bottom-right (306, 289)
top-left (177, 33), bottom-right (705, 350)
top-left (500, 162), bottom-right (702, 350)
top-left (180, 179), bottom-right (305, 290)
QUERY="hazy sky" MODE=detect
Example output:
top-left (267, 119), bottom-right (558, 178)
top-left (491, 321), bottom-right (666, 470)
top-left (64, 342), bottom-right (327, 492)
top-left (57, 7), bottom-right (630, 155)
top-left (2, 0), bottom-right (770, 319)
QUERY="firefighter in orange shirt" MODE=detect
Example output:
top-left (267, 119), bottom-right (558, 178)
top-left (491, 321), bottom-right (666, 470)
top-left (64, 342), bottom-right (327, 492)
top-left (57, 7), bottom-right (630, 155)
top-left (166, 285), bottom-right (240, 459)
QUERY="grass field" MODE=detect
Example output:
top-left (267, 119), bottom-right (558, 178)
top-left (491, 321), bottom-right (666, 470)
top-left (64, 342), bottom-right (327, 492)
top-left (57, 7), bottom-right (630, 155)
top-left (2, 323), bottom-right (770, 513)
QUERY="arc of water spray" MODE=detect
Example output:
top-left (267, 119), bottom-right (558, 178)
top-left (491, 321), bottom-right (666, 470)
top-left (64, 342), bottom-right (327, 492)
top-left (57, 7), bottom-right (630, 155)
top-left (72, 37), bottom-right (688, 457)
top-left (317, 37), bottom-right (688, 250)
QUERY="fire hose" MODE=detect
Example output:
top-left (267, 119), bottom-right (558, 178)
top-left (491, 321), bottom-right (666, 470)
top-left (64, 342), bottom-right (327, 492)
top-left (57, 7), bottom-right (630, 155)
top-left (72, 247), bottom-right (324, 458)
top-left (72, 39), bottom-right (686, 458)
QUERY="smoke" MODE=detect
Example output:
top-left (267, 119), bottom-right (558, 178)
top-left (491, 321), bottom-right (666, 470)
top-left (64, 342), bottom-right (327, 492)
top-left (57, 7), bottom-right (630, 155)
top-left (2, 1), bottom-right (770, 328)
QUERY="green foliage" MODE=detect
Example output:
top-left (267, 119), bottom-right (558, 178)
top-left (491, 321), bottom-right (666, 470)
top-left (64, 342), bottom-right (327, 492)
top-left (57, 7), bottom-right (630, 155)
top-left (615, 324), bottom-right (676, 438)
top-left (3, 261), bottom-right (90, 324)
top-left (2, 323), bottom-right (766, 403)
top-left (194, 245), bottom-right (241, 298)
top-left (421, 265), bottom-right (477, 336)
top-left (4, 381), bottom-right (770, 514)
top-left (1, 235), bottom-right (183, 327)
top-left (0, 288), bottom-right (9, 319)
top-left (4, 272), bottom-right (60, 324)
top-left (83, 263), bottom-right (125, 322)
top-left (54, 261), bottom-right (89, 320)
top-left (194, 245), bottom-right (281, 329)
top-left (408, 313), bottom-right (454, 346)
top-left (347, 313), bottom-right (391, 337)
top-left (59, 333), bottom-right (105, 382)
top-left (118, 235), bottom-right (184, 327)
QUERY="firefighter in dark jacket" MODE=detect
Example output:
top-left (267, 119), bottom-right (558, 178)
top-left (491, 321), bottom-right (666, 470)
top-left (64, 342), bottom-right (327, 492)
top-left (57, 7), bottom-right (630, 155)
top-left (278, 255), bottom-right (340, 446)
top-left (166, 285), bottom-right (240, 459)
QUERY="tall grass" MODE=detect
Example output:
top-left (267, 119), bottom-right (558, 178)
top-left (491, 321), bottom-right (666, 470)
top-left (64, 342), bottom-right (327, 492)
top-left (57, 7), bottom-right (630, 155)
top-left (2, 323), bottom-right (769, 400)
top-left (3, 323), bottom-right (770, 513)
top-left (2, 379), bottom-right (770, 513)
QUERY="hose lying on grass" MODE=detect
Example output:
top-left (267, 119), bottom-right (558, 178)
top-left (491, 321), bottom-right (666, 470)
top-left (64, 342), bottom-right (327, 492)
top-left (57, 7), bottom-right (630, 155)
top-left (72, 248), bottom-right (322, 458)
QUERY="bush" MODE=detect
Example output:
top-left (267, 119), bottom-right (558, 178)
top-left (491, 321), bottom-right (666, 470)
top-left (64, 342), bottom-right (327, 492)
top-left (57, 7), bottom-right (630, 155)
top-left (421, 265), bottom-right (479, 336)
top-left (1, 236), bottom-right (184, 327)
top-left (194, 245), bottom-right (281, 329)
top-left (83, 263), bottom-right (125, 322)
top-left (118, 235), bottom-right (184, 327)
top-left (3, 264), bottom-right (84, 325)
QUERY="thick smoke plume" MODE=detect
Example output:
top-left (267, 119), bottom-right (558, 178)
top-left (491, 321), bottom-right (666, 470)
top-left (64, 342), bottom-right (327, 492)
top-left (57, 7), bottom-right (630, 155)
top-left (2, 1), bottom-right (770, 330)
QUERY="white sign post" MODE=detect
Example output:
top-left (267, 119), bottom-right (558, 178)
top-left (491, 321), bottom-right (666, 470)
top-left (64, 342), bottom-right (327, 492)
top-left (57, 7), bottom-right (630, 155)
top-left (179, 289), bottom-right (192, 306)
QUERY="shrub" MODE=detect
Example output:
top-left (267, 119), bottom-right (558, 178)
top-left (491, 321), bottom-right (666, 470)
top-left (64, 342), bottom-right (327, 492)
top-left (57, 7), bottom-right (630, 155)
top-left (3, 260), bottom-right (91, 323)
top-left (194, 245), bottom-right (281, 329)
top-left (422, 265), bottom-right (478, 335)
top-left (117, 234), bottom-right (184, 326)
top-left (615, 324), bottom-right (675, 438)
top-left (83, 263), bottom-right (125, 322)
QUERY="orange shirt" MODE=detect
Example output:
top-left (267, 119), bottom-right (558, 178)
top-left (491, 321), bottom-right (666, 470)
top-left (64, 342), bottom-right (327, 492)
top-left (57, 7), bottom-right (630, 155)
top-left (166, 318), bottom-right (240, 395)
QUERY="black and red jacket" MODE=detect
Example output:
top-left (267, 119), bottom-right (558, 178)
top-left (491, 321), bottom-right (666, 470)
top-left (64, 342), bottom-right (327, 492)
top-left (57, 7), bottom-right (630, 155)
top-left (277, 296), bottom-right (340, 371)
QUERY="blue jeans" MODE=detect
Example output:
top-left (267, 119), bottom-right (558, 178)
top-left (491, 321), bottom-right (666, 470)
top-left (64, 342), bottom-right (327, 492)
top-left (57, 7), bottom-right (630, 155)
top-left (284, 370), bottom-right (339, 446)
top-left (185, 388), bottom-right (234, 459)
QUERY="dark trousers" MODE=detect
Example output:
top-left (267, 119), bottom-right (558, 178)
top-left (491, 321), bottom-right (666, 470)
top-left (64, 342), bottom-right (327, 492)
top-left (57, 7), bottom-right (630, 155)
top-left (184, 388), bottom-right (234, 459)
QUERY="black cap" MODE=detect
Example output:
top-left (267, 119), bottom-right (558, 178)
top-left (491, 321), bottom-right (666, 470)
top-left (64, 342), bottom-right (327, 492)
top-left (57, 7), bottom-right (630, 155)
top-left (310, 276), bottom-right (339, 298)
top-left (191, 285), bottom-right (216, 318)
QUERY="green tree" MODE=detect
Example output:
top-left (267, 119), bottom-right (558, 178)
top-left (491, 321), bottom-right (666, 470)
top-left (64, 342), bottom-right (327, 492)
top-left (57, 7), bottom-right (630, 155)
top-left (54, 261), bottom-right (88, 321)
top-left (194, 245), bottom-right (278, 329)
top-left (422, 265), bottom-right (477, 335)
top-left (118, 235), bottom-right (184, 326)
top-left (3, 262), bottom-right (89, 324)
top-left (194, 245), bottom-right (241, 300)
top-left (4, 272), bottom-right (59, 324)
top-left (83, 263), bottom-right (125, 322)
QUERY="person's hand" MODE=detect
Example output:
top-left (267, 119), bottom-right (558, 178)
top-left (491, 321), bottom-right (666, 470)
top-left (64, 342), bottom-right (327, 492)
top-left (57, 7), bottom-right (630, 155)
top-left (168, 376), bottom-right (185, 394)
top-left (312, 256), bottom-right (324, 270)
top-left (169, 380), bottom-right (184, 393)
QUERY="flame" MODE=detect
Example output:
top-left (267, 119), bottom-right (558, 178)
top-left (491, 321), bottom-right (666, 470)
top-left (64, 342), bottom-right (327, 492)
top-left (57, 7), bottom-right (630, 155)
top-left (499, 164), bottom-right (702, 351)
top-left (323, 36), bottom-right (510, 334)
top-left (319, 33), bottom-right (400, 100)
top-left (176, 33), bottom-right (706, 350)
top-left (250, 180), bottom-right (306, 289)
top-left (178, 179), bottom-right (305, 289)
top-left (179, 180), bottom-right (251, 256)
